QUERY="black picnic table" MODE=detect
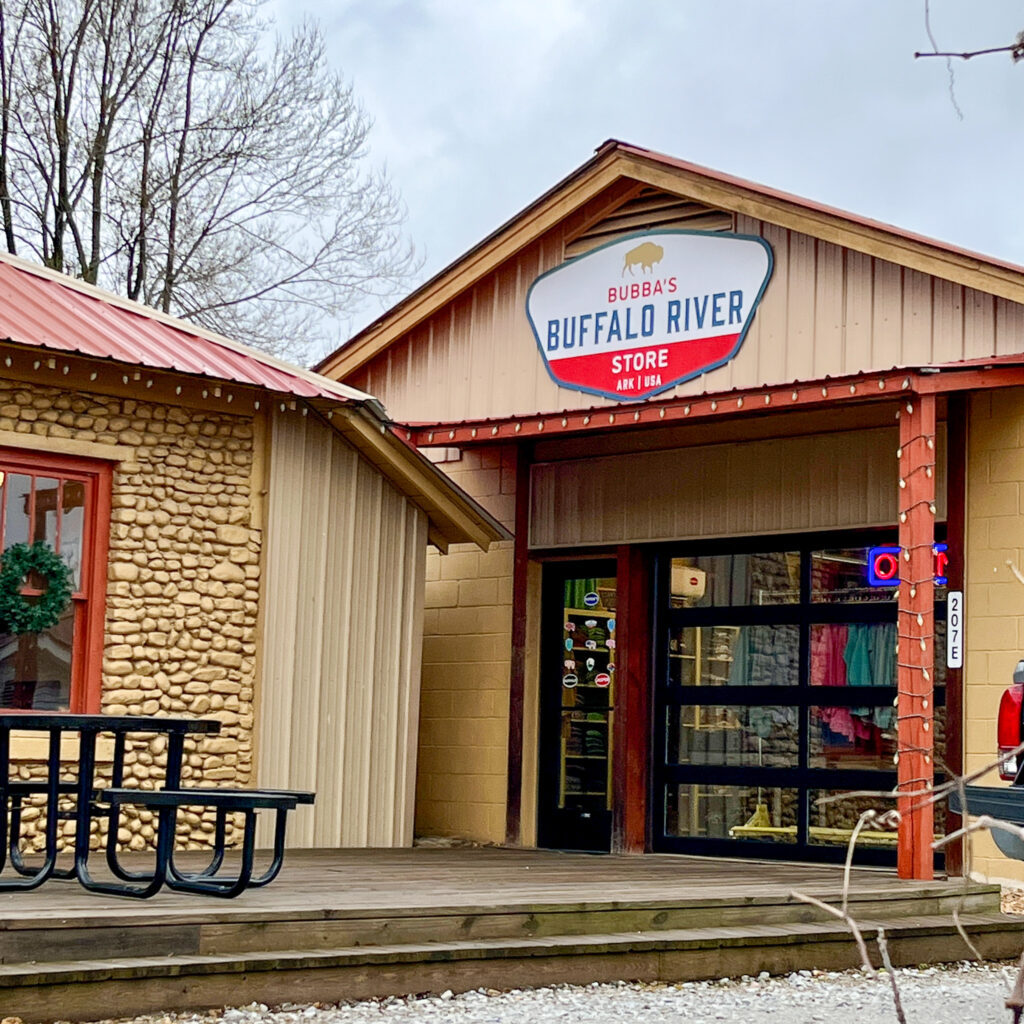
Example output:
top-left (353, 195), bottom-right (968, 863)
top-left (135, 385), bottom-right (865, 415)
top-left (0, 713), bottom-right (313, 898)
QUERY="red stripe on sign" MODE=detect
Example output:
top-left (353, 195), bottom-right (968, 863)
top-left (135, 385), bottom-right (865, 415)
top-left (550, 334), bottom-right (740, 398)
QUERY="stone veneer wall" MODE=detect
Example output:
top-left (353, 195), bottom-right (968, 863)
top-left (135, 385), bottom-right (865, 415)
top-left (0, 378), bottom-right (259, 851)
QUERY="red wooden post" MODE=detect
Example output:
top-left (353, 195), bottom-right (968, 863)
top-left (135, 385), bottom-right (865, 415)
top-left (897, 389), bottom-right (936, 880)
top-left (612, 545), bottom-right (651, 854)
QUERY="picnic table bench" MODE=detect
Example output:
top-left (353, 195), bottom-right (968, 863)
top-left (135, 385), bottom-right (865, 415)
top-left (0, 713), bottom-right (314, 898)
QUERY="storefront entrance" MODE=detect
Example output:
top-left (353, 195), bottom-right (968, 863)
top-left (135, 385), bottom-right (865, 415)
top-left (537, 561), bottom-right (617, 852)
top-left (537, 533), bottom-right (947, 864)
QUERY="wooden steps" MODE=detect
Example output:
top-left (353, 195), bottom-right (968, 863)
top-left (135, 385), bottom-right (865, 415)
top-left (0, 849), bottom-right (1016, 1022)
top-left (1, 910), bottom-right (1022, 1021)
top-left (0, 883), bottom-right (1004, 961)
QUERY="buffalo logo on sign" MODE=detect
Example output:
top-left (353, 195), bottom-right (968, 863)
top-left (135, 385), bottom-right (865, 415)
top-left (526, 230), bottom-right (773, 402)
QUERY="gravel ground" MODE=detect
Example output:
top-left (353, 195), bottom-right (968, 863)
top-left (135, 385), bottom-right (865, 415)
top-left (48, 963), bottom-right (1024, 1024)
top-left (1003, 887), bottom-right (1024, 915)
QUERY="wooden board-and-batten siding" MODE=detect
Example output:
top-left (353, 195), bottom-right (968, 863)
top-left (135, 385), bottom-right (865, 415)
top-left (529, 426), bottom-right (949, 549)
top-left (257, 408), bottom-right (427, 847)
top-left (346, 214), bottom-right (1024, 426)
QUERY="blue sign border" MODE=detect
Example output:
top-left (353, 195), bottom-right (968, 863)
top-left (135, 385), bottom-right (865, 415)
top-left (524, 229), bottom-right (775, 404)
top-left (866, 545), bottom-right (901, 587)
top-left (867, 543), bottom-right (948, 587)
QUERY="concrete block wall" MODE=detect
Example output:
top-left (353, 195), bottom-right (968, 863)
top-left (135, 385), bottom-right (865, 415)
top-left (964, 388), bottom-right (1024, 883)
top-left (417, 444), bottom-right (515, 843)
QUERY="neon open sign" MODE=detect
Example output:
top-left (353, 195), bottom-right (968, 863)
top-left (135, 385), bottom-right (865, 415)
top-left (867, 543), bottom-right (948, 587)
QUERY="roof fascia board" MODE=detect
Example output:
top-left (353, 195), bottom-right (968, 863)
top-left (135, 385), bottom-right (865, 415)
top-left (324, 405), bottom-right (510, 551)
top-left (0, 248), bottom-right (374, 406)
top-left (404, 369), bottom-right (918, 447)
top-left (617, 153), bottom-right (1024, 306)
top-left (0, 339), bottom-right (264, 415)
top-left (318, 155), bottom-right (625, 378)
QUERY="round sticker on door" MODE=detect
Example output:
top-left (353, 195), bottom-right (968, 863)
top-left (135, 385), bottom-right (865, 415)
top-left (595, 672), bottom-right (611, 688)
top-left (583, 592), bottom-right (599, 608)
top-left (562, 674), bottom-right (578, 688)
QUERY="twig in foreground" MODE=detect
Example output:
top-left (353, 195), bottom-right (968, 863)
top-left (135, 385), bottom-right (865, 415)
top-left (876, 928), bottom-right (907, 1024)
top-left (790, 890), bottom-right (872, 972)
top-left (1007, 949), bottom-right (1024, 1024)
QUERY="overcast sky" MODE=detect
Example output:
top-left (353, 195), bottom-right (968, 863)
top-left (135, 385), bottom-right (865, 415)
top-left (271, 1), bottom-right (1024, 343)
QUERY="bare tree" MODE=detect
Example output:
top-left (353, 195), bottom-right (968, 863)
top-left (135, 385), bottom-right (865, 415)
top-left (0, 0), bottom-right (414, 358)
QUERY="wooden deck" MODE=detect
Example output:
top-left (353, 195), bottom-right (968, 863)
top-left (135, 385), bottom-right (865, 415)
top-left (0, 847), bottom-right (1019, 1021)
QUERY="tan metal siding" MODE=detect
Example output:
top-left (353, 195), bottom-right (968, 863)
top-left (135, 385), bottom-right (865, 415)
top-left (529, 426), bottom-right (948, 549)
top-left (563, 189), bottom-right (733, 258)
top-left (258, 409), bottom-right (427, 847)
top-left (348, 215), bottom-right (1024, 425)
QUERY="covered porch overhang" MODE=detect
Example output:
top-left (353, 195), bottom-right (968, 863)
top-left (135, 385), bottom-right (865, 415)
top-left (402, 358), bottom-right (1024, 880)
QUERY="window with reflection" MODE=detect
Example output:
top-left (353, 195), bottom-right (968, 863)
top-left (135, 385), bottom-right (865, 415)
top-left (807, 791), bottom-right (906, 849)
top-left (812, 548), bottom-right (897, 604)
top-left (667, 705), bottom-right (797, 767)
top-left (665, 784), bottom-right (798, 842)
top-left (670, 552), bottom-right (799, 608)
top-left (668, 624), bottom-right (799, 687)
top-left (0, 454), bottom-right (108, 712)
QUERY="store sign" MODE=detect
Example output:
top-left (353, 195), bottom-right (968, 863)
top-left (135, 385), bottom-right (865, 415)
top-left (947, 591), bottom-right (963, 669)
top-left (866, 543), bottom-right (949, 587)
top-left (525, 230), bottom-right (773, 402)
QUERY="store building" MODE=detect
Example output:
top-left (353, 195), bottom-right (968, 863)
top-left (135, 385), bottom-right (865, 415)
top-left (319, 140), bottom-right (1024, 883)
top-left (0, 250), bottom-right (506, 852)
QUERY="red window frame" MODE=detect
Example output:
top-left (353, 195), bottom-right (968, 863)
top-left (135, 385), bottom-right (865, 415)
top-left (0, 448), bottom-right (111, 713)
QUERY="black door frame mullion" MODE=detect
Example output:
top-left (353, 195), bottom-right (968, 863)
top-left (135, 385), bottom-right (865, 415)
top-left (797, 544), bottom-right (812, 846)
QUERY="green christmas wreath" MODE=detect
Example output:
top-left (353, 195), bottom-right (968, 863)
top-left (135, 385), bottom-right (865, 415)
top-left (0, 541), bottom-right (73, 635)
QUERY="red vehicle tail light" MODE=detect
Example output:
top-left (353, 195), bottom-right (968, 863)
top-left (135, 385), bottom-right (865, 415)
top-left (998, 684), bottom-right (1024, 781)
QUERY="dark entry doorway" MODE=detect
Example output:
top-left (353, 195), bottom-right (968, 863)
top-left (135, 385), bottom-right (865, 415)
top-left (537, 561), bottom-right (617, 852)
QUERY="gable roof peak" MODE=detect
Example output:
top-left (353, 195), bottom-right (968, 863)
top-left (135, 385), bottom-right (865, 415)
top-left (318, 141), bottom-right (1024, 381)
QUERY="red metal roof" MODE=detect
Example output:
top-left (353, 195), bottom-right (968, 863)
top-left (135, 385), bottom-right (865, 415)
top-left (0, 251), bottom-right (370, 404)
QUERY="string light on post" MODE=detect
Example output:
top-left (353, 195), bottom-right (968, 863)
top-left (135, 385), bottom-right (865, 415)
top-left (895, 389), bottom-right (937, 881)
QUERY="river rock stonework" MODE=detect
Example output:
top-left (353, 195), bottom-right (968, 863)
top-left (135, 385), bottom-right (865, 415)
top-left (1, 380), bottom-right (260, 850)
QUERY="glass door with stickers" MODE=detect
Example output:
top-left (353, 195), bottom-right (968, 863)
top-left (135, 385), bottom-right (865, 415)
top-left (537, 561), bottom-right (618, 852)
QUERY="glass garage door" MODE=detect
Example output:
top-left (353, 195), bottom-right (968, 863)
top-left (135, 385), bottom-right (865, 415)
top-left (652, 534), bottom-right (946, 865)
